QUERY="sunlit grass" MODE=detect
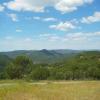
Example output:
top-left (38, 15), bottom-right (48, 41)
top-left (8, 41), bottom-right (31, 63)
top-left (0, 81), bottom-right (100, 100)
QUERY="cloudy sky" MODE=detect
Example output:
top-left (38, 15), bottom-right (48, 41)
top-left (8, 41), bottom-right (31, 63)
top-left (0, 0), bottom-right (100, 51)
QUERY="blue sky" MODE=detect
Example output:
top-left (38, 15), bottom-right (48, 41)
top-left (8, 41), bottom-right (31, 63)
top-left (0, 0), bottom-right (100, 51)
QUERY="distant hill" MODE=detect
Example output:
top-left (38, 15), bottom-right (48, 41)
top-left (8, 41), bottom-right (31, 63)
top-left (0, 49), bottom-right (99, 67)
top-left (0, 49), bottom-right (81, 64)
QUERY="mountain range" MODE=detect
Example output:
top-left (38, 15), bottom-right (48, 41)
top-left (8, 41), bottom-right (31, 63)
top-left (0, 49), bottom-right (81, 64)
top-left (0, 49), bottom-right (100, 72)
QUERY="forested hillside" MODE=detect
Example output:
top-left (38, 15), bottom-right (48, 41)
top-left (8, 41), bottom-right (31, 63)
top-left (0, 50), bottom-right (100, 80)
top-left (0, 49), bottom-right (80, 64)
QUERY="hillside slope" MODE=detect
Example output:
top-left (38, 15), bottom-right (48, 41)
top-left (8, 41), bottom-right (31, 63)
top-left (0, 49), bottom-right (81, 64)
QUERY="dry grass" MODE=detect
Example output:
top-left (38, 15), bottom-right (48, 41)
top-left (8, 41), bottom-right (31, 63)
top-left (0, 81), bottom-right (100, 100)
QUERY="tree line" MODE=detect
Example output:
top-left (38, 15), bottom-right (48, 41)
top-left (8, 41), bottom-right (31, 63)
top-left (0, 51), bottom-right (100, 80)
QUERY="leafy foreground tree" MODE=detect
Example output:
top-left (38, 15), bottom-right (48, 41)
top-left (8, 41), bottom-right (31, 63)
top-left (6, 55), bottom-right (33, 79)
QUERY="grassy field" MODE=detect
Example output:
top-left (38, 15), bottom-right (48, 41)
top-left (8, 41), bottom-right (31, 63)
top-left (0, 80), bottom-right (100, 100)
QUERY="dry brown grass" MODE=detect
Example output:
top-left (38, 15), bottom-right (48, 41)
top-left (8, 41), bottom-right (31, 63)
top-left (0, 81), bottom-right (100, 100)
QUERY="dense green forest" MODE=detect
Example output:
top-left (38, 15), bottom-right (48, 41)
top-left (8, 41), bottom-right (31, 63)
top-left (0, 50), bottom-right (100, 80)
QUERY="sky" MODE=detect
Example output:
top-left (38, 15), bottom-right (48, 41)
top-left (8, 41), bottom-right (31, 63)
top-left (0, 0), bottom-right (100, 51)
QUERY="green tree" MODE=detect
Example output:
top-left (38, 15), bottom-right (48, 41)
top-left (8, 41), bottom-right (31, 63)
top-left (30, 67), bottom-right (49, 80)
top-left (6, 55), bottom-right (33, 79)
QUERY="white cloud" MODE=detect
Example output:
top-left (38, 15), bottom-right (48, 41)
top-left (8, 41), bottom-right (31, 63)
top-left (5, 0), bottom-right (93, 13)
top-left (55, 0), bottom-right (93, 13)
top-left (65, 32), bottom-right (88, 41)
top-left (48, 36), bottom-right (60, 41)
top-left (33, 16), bottom-right (57, 22)
top-left (0, 4), bottom-right (5, 12)
top-left (84, 0), bottom-right (93, 4)
top-left (64, 31), bottom-right (100, 41)
top-left (16, 29), bottom-right (22, 32)
top-left (7, 13), bottom-right (18, 22)
top-left (39, 33), bottom-right (60, 41)
top-left (81, 11), bottom-right (100, 24)
top-left (0, 31), bottom-right (100, 51)
top-left (4, 0), bottom-right (45, 12)
top-left (94, 31), bottom-right (100, 35)
top-left (39, 31), bottom-right (100, 42)
top-left (43, 17), bottom-right (57, 22)
top-left (49, 21), bottom-right (76, 31)
top-left (55, 1), bottom-right (77, 13)
top-left (39, 33), bottom-right (54, 37)
top-left (33, 16), bottom-right (41, 20)
top-left (24, 38), bottom-right (33, 42)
